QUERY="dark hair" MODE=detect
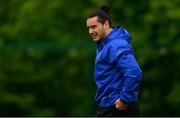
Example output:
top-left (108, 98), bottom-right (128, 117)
top-left (88, 5), bottom-right (112, 27)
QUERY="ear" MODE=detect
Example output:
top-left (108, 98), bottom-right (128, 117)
top-left (104, 20), bottom-right (110, 28)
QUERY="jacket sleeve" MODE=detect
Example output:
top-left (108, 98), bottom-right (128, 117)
top-left (110, 42), bottom-right (142, 104)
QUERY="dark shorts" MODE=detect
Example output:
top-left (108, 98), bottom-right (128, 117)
top-left (96, 102), bottom-right (139, 117)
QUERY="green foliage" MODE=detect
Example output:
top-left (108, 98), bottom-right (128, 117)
top-left (0, 0), bottom-right (179, 116)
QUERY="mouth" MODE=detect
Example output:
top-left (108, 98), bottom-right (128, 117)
top-left (91, 33), bottom-right (98, 39)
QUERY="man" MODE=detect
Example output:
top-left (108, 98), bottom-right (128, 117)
top-left (86, 6), bottom-right (142, 117)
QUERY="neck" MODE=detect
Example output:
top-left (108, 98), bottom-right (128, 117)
top-left (105, 27), bottom-right (113, 38)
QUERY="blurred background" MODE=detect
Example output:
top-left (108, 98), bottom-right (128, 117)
top-left (0, 0), bottom-right (180, 116)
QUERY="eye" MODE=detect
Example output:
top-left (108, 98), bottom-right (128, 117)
top-left (92, 25), bottom-right (96, 29)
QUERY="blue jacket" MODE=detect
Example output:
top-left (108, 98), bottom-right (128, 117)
top-left (94, 26), bottom-right (142, 107)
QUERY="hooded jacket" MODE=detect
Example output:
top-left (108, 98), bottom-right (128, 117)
top-left (95, 26), bottom-right (142, 107)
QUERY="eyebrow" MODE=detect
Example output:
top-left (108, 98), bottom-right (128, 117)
top-left (87, 25), bottom-right (96, 28)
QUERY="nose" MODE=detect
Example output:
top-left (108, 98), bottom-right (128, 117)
top-left (89, 28), bottom-right (93, 34)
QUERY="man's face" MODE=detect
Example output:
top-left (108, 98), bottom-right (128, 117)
top-left (86, 16), bottom-right (106, 42)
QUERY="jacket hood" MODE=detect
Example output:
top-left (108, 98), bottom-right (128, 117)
top-left (108, 26), bottom-right (132, 43)
top-left (97, 26), bottom-right (131, 50)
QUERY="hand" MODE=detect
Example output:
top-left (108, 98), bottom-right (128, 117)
top-left (115, 98), bottom-right (128, 110)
